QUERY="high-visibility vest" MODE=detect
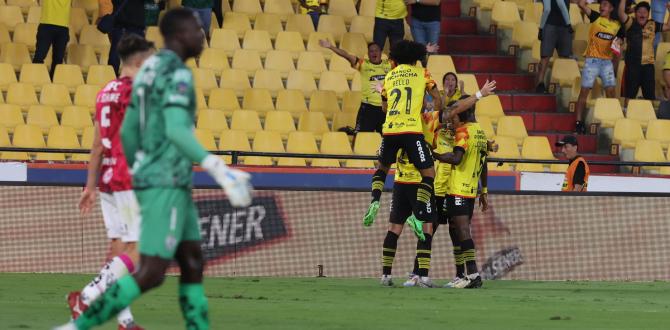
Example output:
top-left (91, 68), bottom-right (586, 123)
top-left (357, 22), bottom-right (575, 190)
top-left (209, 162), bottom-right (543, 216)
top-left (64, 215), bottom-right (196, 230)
top-left (562, 156), bottom-right (590, 192)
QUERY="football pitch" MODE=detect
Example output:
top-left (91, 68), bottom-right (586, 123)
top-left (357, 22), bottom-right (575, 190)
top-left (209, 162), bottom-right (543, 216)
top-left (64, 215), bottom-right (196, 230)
top-left (1, 274), bottom-right (669, 330)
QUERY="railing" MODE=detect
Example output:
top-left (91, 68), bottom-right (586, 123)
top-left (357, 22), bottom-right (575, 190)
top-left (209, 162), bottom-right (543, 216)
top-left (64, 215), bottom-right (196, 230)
top-left (2, 147), bottom-right (670, 168)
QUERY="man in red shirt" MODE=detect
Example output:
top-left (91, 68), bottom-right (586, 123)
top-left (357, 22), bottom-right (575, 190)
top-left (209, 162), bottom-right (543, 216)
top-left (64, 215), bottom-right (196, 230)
top-left (67, 35), bottom-right (154, 330)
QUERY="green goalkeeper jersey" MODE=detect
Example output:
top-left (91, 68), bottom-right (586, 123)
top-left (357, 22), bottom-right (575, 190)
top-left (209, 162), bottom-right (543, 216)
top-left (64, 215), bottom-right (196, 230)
top-left (121, 49), bottom-right (208, 189)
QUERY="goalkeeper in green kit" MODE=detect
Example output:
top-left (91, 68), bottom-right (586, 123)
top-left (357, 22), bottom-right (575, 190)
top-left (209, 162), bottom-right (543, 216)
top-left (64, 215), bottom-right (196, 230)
top-left (54, 8), bottom-right (252, 330)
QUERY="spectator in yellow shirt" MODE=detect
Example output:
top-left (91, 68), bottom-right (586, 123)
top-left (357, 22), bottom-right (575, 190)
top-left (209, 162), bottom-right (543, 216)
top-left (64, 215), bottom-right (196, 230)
top-left (374, 0), bottom-right (408, 50)
top-left (33, 0), bottom-right (71, 77)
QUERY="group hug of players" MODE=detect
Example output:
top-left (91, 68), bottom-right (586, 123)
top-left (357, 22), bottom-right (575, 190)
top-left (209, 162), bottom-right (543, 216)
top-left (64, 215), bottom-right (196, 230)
top-left (362, 40), bottom-right (497, 289)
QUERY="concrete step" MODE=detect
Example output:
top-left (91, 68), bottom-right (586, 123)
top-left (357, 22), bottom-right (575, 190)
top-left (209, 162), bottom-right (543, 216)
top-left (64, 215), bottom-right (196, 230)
top-left (440, 35), bottom-right (498, 54)
top-left (452, 54), bottom-right (516, 73)
top-left (441, 17), bottom-right (478, 35)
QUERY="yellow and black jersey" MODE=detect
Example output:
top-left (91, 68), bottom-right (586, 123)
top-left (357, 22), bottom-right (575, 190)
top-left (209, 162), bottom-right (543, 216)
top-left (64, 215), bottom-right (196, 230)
top-left (381, 64), bottom-right (436, 135)
top-left (354, 58), bottom-right (392, 107)
top-left (375, 0), bottom-right (408, 19)
top-left (447, 122), bottom-right (488, 198)
top-left (584, 11), bottom-right (622, 59)
top-left (300, 0), bottom-right (320, 14)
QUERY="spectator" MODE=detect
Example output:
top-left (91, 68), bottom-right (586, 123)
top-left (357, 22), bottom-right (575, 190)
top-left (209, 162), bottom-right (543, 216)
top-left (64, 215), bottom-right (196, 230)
top-left (652, 0), bottom-right (668, 47)
top-left (617, 1), bottom-right (670, 106)
top-left (442, 72), bottom-right (464, 106)
top-left (33, 0), bottom-right (71, 77)
top-left (145, 0), bottom-right (166, 27)
top-left (374, 0), bottom-right (408, 50)
top-left (98, 0), bottom-right (113, 24)
top-left (536, 0), bottom-right (572, 93)
top-left (299, 0), bottom-right (323, 29)
top-left (183, 0), bottom-right (213, 38)
top-left (556, 135), bottom-right (589, 192)
top-left (320, 39), bottom-right (391, 133)
top-left (108, 0), bottom-right (146, 74)
top-left (574, 0), bottom-right (621, 134)
top-left (407, 0), bottom-right (442, 50)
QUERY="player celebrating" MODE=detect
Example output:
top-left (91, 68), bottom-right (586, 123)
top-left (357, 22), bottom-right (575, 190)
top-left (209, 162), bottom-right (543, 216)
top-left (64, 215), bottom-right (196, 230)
top-left (54, 8), bottom-right (252, 330)
top-left (69, 34), bottom-right (155, 330)
top-left (433, 97), bottom-right (490, 289)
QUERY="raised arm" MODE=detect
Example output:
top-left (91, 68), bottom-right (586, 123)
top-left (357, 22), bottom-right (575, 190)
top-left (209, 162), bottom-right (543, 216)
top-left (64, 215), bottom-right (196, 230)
top-left (319, 39), bottom-right (358, 67)
top-left (617, 0), bottom-right (628, 24)
top-left (447, 80), bottom-right (497, 120)
top-left (577, 0), bottom-right (591, 16)
top-left (433, 148), bottom-right (464, 165)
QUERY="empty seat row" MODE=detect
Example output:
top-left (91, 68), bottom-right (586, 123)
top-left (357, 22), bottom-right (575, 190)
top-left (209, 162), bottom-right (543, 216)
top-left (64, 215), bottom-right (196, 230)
top-left (0, 82), bottom-right (99, 110)
top-left (0, 104), bottom-right (92, 133)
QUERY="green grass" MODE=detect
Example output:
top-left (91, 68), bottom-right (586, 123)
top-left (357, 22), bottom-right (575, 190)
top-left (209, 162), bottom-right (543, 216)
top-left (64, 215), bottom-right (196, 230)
top-left (1, 274), bottom-right (669, 329)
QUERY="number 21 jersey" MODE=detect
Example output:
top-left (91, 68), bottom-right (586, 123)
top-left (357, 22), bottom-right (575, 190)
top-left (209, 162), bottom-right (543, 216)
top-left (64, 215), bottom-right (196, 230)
top-left (381, 64), bottom-right (436, 135)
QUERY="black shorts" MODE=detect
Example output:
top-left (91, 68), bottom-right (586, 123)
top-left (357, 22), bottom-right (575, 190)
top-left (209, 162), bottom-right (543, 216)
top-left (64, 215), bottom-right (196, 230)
top-left (389, 183), bottom-right (418, 225)
top-left (446, 195), bottom-right (475, 219)
top-left (355, 103), bottom-right (385, 133)
top-left (624, 62), bottom-right (655, 99)
top-left (435, 195), bottom-right (449, 224)
top-left (540, 24), bottom-right (572, 58)
top-left (378, 134), bottom-right (434, 170)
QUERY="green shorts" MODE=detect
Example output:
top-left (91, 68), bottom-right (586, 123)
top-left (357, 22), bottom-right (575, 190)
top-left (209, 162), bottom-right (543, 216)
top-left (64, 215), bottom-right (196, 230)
top-left (136, 187), bottom-right (201, 259)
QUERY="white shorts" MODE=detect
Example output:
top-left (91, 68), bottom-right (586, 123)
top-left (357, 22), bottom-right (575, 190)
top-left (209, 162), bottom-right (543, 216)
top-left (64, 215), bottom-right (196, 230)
top-left (100, 190), bottom-right (141, 242)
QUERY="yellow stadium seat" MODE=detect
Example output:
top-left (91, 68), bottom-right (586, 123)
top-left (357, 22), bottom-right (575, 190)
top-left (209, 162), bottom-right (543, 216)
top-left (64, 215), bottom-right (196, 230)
top-left (568, 3), bottom-right (583, 26)
top-left (475, 95), bottom-right (505, 123)
top-left (46, 125), bottom-right (80, 150)
top-left (198, 49), bottom-right (230, 76)
top-left (242, 30), bottom-right (273, 54)
top-left (12, 124), bottom-right (45, 156)
top-left (264, 110), bottom-right (296, 137)
top-left (72, 0), bottom-right (99, 17)
top-left (297, 51), bottom-right (328, 77)
top-left (19, 63), bottom-right (51, 90)
top-left (511, 21), bottom-right (538, 49)
top-left (26, 105), bottom-right (58, 133)
top-left (0, 104), bottom-right (24, 132)
top-left (340, 32), bottom-right (368, 60)
top-left (0, 24), bottom-right (11, 46)
top-left (342, 91), bottom-right (362, 113)
top-left (61, 106), bottom-right (92, 134)
top-left (0, 6), bottom-right (24, 31)
top-left (328, 0), bottom-right (358, 24)
top-left (353, 132), bottom-right (381, 156)
top-left (287, 70), bottom-right (317, 97)
top-left (330, 56), bottom-right (357, 81)
top-left (359, 0), bottom-right (376, 17)
top-left (66, 44), bottom-right (99, 72)
top-left (0, 126), bottom-right (9, 147)
top-left (69, 7), bottom-right (89, 35)
top-left (473, 0), bottom-right (496, 10)
top-left (242, 88), bottom-right (275, 116)
top-left (350, 16), bottom-right (374, 43)
top-left (40, 83), bottom-right (72, 111)
top-left (219, 130), bottom-right (251, 163)
top-left (194, 128), bottom-right (218, 151)
top-left (26, 5), bottom-right (41, 24)
top-left (516, 163), bottom-right (545, 172)
top-left (231, 49), bottom-right (264, 76)
top-left (0, 42), bottom-right (32, 71)
top-left (457, 73), bottom-right (479, 96)
top-left (53, 64), bottom-right (85, 91)
top-left (574, 23), bottom-right (590, 42)
top-left (145, 26), bottom-right (164, 49)
top-left (276, 89), bottom-right (308, 118)
top-left (196, 109), bottom-right (229, 137)
top-left (309, 90), bottom-right (340, 119)
top-left (477, 116), bottom-right (495, 138)
top-left (298, 111), bottom-right (329, 137)
top-left (231, 110), bottom-right (263, 136)
top-left (489, 136), bottom-right (518, 172)
top-left (192, 68), bottom-right (219, 95)
top-left (332, 112), bottom-right (357, 131)
top-left (219, 69), bottom-right (251, 96)
top-left (247, 130), bottom-right (284, 165)
top-left (313, 131), bottom-right (352, 167)
top-left (646, 119), bottom-right (670, 149)
top-left (263, 0), bottom-right (295, 21)
top-left (208, 88), bottom-right (241, 113)
top-left (353, 71), bottom-right (362, 91)
top-left (522, 2), bottom-right (543, 24)
top-left (496, 116), bottom-right (528, 145)
top-left (319, 71), bottom-right (349, 96)
top-left (195, 88), bottom-right (207, 110)
top-left (317, 15), bottom-right (347, 41)
top-left (80, 125), bottom-right (94, 149)
top-left (589, 98), bottom-right (624, 128)
top-left (626, 100), bottom-right (656, 128)
top-left (254, 13), bottom-right (283, 40)
top-left (522, 136), bottom-right (556, 160)
top-left (73, 84), bottom-right (100, 108)
top-left (252, 69), bottom-right (285, 95)
top-left (7, 0), bottom-right (37, 13)
top-left (491, 1), bottom-right (521, 29)
top-left (286, 14), bottom-right (315, 41)
top-left (12, 22), bottom-right (38, 52)
top-left (427, 55), bottom-right (456, 90)
top-left (6, 82), bottom-right (38, 109)
top-left (79, 25), bottom-right (111, 56)
top-left (275, 31), bottom-right (306, 58)
top-left (550, 58), bottom-right (581, 87)
top-left (612, 118), bottom-right (644, 149)
top-left (264, 50), bottom-right (295, 78)
top-left (279, 131), bottom-right (318, 166)
top-left (232, 0), bottom-right (262, 19)
top-left (222, 12), bottom-right (252, 38)
top-left (634, 140), bottom-right (666, 173)
top-left (549, 163), bottom-right (569, 173)
top-left (307, 32), bottom-right (336, 58)
top-left (87, 65), bottom-right (116, 86)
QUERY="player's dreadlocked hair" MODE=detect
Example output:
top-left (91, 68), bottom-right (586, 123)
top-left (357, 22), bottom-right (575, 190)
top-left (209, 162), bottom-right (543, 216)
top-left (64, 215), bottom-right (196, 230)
top-left (457, 95), bottom-right (476, 123)
top-left (389, 40), bottom-right (427, 65)
top-left (160, 7), bottom-right (197, 39)
top-left (117, 34), bottom-right (154, 62)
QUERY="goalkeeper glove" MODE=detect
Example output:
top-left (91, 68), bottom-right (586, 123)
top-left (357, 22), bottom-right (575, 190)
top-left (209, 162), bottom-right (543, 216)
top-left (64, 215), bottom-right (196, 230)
top-left (201, 155), bottom-right (253, 207)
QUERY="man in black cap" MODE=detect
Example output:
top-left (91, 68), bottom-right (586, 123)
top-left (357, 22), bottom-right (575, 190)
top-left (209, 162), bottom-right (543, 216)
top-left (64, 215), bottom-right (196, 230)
top-left (556, 136), bottom-right (589, 192)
